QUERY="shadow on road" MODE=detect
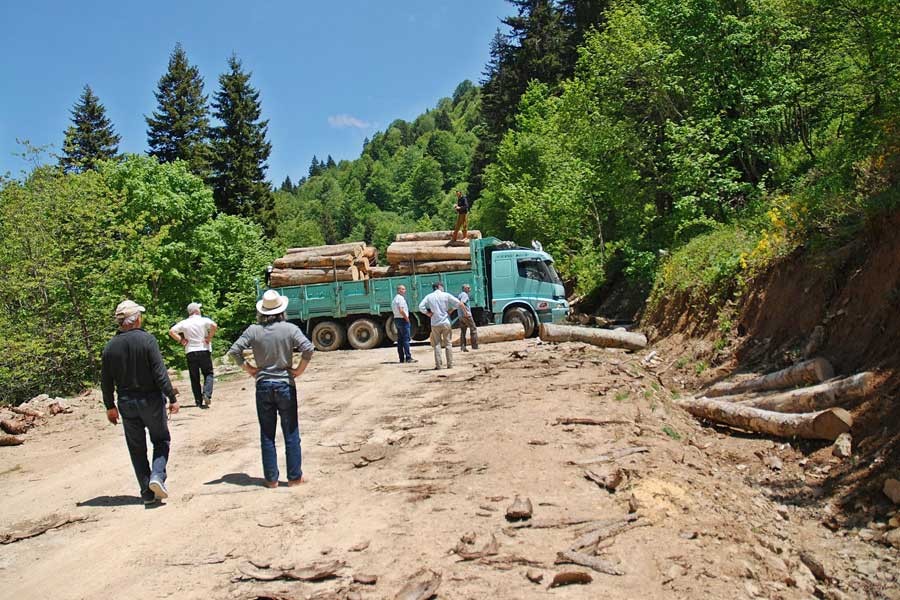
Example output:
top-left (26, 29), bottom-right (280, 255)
top-left (76, 495), bottom-right (142, 507)
top-left (203, 472), bottom-right (267, 487)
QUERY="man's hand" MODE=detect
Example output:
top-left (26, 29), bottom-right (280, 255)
top-left (242, 363), bottom-right (259, 378)
top-left (180, 338), bottom-right (188, 346)
top-left (106, 408), bottom-right (119, 425)
top-left (168, 401), bottom-right (180, 415)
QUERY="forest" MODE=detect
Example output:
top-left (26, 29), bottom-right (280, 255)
top-left (1, 0), bottom-right (897, 404)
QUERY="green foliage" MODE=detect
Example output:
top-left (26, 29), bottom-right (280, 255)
top-left (59, 85), bottom-right (121, 173)
top-left (662, 425), bottom-right (681, 440)
top-left (210, 54), bottom-right (273, 227)
top-left (146, 43), bottom-right (212, 178)
top-left (0, 155), bottom-right (275, 405)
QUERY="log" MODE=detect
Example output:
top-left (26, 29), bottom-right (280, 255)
top-left (451, 323), bottom-right (525, 347)
top-left (1, 419), bottom-right (29, 435)
top-left (539, 323), bottom-right (647, 351)
top-left (10, 406), bottom-right (43, 419)
top-left (284, 241), bottom-right (365, 256)
top-left (369, 261), bottom-right (472, 278)
top-left (555, 550), bottom-right (623, 576)
top-left (269, 266), bottom-right (360, 287)
top-left (363, 246), bottom-right (378, 265)
top-left (386, 243), bottom-right (472, 264)
top-left (705, 358), bottom-right (835, 397)
top-left (677, 397), bottom-right (852, 440)
top-left (0, 434), bottom-right (24, 446)
top-left (733, 372), bottom-right (874, 413)
top-left (274, 253), bottom-right (357, 269)
top-left (395, 230), bottom-right (482, 242)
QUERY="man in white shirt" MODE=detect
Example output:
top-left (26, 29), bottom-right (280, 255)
top-left (458, 283), bottom-right (479, 352)
top-left (391, 285), bottom-right (416, 364)
top-left (419, 282), bottom-right (460, 369)
top-left (169, 302), bottom-right (218, 409)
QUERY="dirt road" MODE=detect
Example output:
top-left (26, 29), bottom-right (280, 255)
top-left (1, 339), bottom-right (896, 599)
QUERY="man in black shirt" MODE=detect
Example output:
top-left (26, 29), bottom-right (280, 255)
top-left (451, 190), bottom-right (470, 242)
top-left (101, 299), bottom-right (180, 505)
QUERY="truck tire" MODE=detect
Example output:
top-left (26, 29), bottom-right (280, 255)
top-left (385, 315), bottom-right (399, 343)
top-left (411, 313), bottom-right (430, 341)
top-left (347, 318), bottom-right (385, 350)
top-left (311, 320), bottom-right (346, 352)
top-left (503, 306), bottom-right (536, 337)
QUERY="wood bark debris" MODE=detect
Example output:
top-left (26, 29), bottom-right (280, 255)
top-left (1, 419), bottom-right (30, 435)
top-left (677, 397), bottom-right (852, 440)
top-left (704, 358), bottom-right (835, 397)
top-left (539, 323), bottom-right (648, 351)
top-left (453, 533), bottom-right (500, 561)
top-left (554, 417), bottom-right (631, 427)
top-left (353, 573), bottom-right (378, 585)
top-left (555, 550), bottom-right (623, 576)
top-left (526, 569), bottom-right (544, 583)
top-left (10, 405), bottom-right (44, 419)
top-left (509, 516), bottom-right (601, 530)
top-left (234, 560), bottom-right (345, 582)
top-left (732, 372), bottom-right (874, 413)
top-left (1, 514), bottom-right (91, 544)
top-left (549, 571), bottom-right (593, 587)
top-left (505, 496), bottom-right (534, 521)
top-left (0, 434), bottom-right (24, 446)
top-left (394, 568), bottom-right (441, 600)
top-left (568, 515), bottom-right (646, 553)
top-left (568, 446), bottom-right (650, 467)
top-left (584, 466), bottom-right (627, 492)
top-left (348, 540), bottom-right (370, 552)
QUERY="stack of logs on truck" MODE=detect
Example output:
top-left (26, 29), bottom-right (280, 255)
top-left (268, 230), bottom-right (482, 287)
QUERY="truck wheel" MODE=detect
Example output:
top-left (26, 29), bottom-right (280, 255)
top-left (347, 318), bottom-right (385, 350)
top-left (411, 314), bottom-right (430, 341)
top-left (385, 315), bottom-right (399, 343)
top-left (311, 320), bottom-right (346, 352)
top-left (503, 306), bottom-right (536, 337)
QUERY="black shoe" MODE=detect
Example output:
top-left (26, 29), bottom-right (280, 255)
top-left (199, 404), bottom-right (209, 409)
top-left (407, 358), bottom-right (418, 363)
top-left (399, 359), bottom-right (405, 363)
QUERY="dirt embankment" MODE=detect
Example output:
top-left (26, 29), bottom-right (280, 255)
top-left (642, 209), bottom-right (900, 526)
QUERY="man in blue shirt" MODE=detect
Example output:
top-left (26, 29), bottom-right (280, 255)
top-left (419, 282), bottom-right (460, 369)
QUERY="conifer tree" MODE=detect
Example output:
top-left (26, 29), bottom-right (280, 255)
top-left (325, 155), bottom-right (336, 169)
top-left (280, 175), bottom-right (294, 193)
top-left (59, 85), bottom-right (120, 173)
top-left (308, 155), bottom-right (322, 177)
top-left (209, 54), bottom-right (273, 223)
top-left (146, 43), bottom-right (211, 177)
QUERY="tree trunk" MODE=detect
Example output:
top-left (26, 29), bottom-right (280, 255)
top-left (274, 253), bottom-right (356, 269)
top-left (395, 230), bottom-right (482, 242)
top-left (386, 244), bottom-right (472, 264)
top-left (539, 323), bottom-right (647, 351)
top-left (732, 372), bottom-right (874, 413)
top-left (269, 267), bottom-right (360, 287)
top-left (369, 261), bottom-right (472, 278)
top-left (451, 323), bottom-right (525, 346)
top-left (363, 246), bottom-right (378, 265)
top-left (284, 242), bottom-right (366, 257)
top-left (705, 358), bottom-right (835, 397)
top-left (677, 397), bottom-right (852, 440)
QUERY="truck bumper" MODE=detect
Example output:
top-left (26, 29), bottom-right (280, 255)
top-left (551, 305), bottom-right (569, 323)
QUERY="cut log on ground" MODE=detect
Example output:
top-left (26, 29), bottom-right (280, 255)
top-left (10, 406), bottom-right (43, 419)
top-left (733, 372), bottom-right (874, 413)
top-left (704, 358), bottom-right (835, 397)
top-left (269, 266), bottom-right (360, 287)
top-left (539, 323), bottom-right (647, 351)
top-left (1, 419), bottom-right (29, 435)
top-left (285, 241), bottom-right (365, 257)
top-left (451, 323), bottom-right (525, 347)
top-left (369, 261), bottom-right (472, 278)
top-left (677, 397), bottom-right (852, 440)
top-left (395, 230), bottom-right (482, 242)
top-left (0, 434), bottom-right (24, 446)
top-left (386, 243), bottom-right (472, 264)
top-left (274, 253), bottom-right (357, 269)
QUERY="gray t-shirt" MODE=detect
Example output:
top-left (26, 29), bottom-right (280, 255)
top-left (457, 291), bottom-right (471, 317)
top-left (227, 321), bottom-right (314, 385)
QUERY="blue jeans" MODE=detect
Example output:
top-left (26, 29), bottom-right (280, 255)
top-left (118, 392), bottom-right (170, 501)
top-left (396, 319), bottom-right (412, 362)
top-left (255, 380), bottom-right (302, 483)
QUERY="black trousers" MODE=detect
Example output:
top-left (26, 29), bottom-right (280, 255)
top-left (186, 350), bottom-right (214, 405)
top-left (118, 392), bottom-right (170, 501)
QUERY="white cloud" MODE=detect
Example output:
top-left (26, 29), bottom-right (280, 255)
top-left (327, 114), bottom-right (370, 129)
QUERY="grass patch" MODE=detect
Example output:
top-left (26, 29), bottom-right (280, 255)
top-left (614, 390), bottom-right (630, 402)
top-left (662, 425), bottom-right (682, 440)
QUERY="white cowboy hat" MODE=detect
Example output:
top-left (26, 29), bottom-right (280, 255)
top-left (256, 289), bottom-right (289, 315)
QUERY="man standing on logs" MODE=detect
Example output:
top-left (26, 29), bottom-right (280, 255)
top-left (458, 284), bottom-right (478, 352)
top-left (419, 282), bottom-right (460, 369)
top-left (450, 190), bottom-right (470, 242)
top-left (392, 285), bottom-right (416, 364)
top-left (101, 300), bottom-right (180, 505)
top-left (169, 302), bottom-right (217, 409)
top-left (227, 290), bottom-right (314, 488)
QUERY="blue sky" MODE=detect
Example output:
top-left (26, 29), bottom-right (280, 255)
top-left (0, 0), bottom-right (510, 183)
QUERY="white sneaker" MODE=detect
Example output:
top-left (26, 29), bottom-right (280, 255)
top-left (149, 478), bottom-right (168, 500)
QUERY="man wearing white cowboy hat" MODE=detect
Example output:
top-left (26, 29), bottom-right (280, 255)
top-left (101, 299), bottom-right (180, 505)
top-left (227, 290), bottom-right (315, 488)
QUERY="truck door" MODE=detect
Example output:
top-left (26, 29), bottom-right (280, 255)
top-left (516, 258), bottom-right (544, 298)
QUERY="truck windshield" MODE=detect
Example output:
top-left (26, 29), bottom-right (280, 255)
top-left (517, 258), bottom-right (563, 285)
